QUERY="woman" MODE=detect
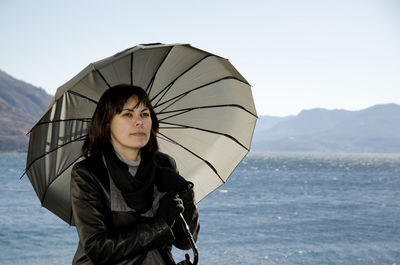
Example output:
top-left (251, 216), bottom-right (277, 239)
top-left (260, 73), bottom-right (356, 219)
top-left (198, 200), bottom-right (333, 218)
top-left (70, 84), bottom-right (200, 265)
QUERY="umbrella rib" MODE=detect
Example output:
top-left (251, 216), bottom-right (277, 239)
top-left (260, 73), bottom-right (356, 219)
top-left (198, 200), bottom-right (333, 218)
top-left (153, 83), bottom-right (174, 107)
top-left (156, 76), bottom-right (249, 113)
top-left (68, 90), bottom-right (99, 104)
top-left (27, 118), bottom-right (91, 135)
top-left (158, 104), bottom-right (257, 121)
top-left (157, 132), bottom-right (225, 184)
top-left (157, 109), bottom-right (192, 121)
top-left (39, 154), bottom-right (84, 204)
top-left (146, 46), bottom-right (174, 96)
top-left (151, 54), bottom-right (212, 107)
top-left (159, 121), bottom-right (250, 151)
top-left (130, 52), bottom-right (134, 85)
top-left (34, 118), bottom-right (92, 127)
top-left (22, 135), bottom-right (87, 179)
top-left (94, 68), bottom-right (111, 88)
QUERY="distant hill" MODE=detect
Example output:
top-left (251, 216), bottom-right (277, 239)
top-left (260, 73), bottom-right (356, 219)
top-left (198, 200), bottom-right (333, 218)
top-left (252, 104), bottom-right (400, 153)
top-left (0, 70), bottom-right (52, 152)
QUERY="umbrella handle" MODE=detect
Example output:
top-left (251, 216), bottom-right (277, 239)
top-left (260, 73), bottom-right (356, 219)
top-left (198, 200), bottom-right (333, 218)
top-left (177, 213), bottom-right (199, 265)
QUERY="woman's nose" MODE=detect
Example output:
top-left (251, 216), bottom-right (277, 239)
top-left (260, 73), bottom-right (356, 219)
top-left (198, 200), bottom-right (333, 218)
top-left (134, 116), bottom-right (143, 126)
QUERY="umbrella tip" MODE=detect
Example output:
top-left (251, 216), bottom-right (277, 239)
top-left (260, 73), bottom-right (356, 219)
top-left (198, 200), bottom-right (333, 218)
top-left (19, 170), bottom-right (27, 180)
top-left (139, 43), bottom-right (164, 46)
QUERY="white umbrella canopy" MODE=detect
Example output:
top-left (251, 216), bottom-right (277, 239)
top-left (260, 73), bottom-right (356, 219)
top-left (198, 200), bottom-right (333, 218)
top-left (25, 43), bottom-right (257, 225)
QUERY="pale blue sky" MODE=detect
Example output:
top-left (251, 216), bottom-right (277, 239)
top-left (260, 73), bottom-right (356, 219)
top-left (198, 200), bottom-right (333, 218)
top-left (1, 0), bottom-right (399, 116)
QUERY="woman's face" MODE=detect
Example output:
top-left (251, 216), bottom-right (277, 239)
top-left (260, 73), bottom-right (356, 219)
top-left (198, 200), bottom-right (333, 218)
top-left (110, 95), bottom-right (152, 160)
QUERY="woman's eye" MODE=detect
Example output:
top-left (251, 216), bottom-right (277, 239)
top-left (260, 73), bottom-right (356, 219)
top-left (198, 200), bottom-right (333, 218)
top-left (123, 112), bottom-right (133, 117)
top-left (141, 112), bottom-right (150, 118)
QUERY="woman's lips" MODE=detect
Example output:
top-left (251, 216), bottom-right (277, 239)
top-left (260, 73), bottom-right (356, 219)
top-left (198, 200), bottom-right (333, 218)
top-left (131, 132), bottom-right (146, 136)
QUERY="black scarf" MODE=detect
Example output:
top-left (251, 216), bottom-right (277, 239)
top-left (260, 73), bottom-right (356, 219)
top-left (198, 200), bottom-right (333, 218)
top-left (103, 143), bottom-right (189, 214)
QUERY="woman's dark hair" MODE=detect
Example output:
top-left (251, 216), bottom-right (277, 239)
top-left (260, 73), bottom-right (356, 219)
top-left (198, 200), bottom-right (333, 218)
top-left (82, 84), bottom-right (159, 158)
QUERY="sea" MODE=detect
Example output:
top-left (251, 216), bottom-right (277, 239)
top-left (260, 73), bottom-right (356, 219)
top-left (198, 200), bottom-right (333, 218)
top-left (0, 152), bottom-right (399, 265)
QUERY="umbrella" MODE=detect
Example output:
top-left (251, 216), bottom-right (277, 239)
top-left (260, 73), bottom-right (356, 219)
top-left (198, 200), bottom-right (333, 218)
top-left (24, 43), bottom-right (257, 263)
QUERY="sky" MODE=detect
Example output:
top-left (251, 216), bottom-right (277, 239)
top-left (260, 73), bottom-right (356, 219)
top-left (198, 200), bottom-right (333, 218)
top-left (1, 0), bottom-right (399, 116)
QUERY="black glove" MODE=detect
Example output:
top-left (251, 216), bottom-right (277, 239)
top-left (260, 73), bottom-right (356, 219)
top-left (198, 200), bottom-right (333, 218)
top-left (157, 193), bottom-right (184, 227)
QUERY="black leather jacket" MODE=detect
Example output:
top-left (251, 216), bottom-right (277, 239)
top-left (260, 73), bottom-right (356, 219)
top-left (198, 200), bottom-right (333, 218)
top-left (70, 152), bottom-right (200, 265)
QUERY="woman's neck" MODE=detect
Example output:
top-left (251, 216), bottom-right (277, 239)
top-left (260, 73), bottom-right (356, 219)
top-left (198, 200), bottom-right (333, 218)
top-left (110, 141), bottom-right (140, 162)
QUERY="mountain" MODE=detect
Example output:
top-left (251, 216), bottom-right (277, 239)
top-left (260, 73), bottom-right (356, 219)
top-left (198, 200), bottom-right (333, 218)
top-left (0, 70), bottom-right (52, 152)
top-left (252, 115), bottom-right (294, 144)
top-left (252, 104), bottom-right (400, 153)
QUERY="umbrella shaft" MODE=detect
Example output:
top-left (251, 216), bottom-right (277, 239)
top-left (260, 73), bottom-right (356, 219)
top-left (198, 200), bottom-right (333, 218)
top-left (179, 213), bottom-right (199, 265)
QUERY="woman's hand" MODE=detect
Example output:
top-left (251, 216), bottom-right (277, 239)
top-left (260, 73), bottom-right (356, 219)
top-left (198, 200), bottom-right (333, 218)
top-left (157, 193), bottom-right (184, 227)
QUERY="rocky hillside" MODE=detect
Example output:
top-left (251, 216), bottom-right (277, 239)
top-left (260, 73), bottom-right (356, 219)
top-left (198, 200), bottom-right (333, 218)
top-left (0, 70), bottom-right (52, 152)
